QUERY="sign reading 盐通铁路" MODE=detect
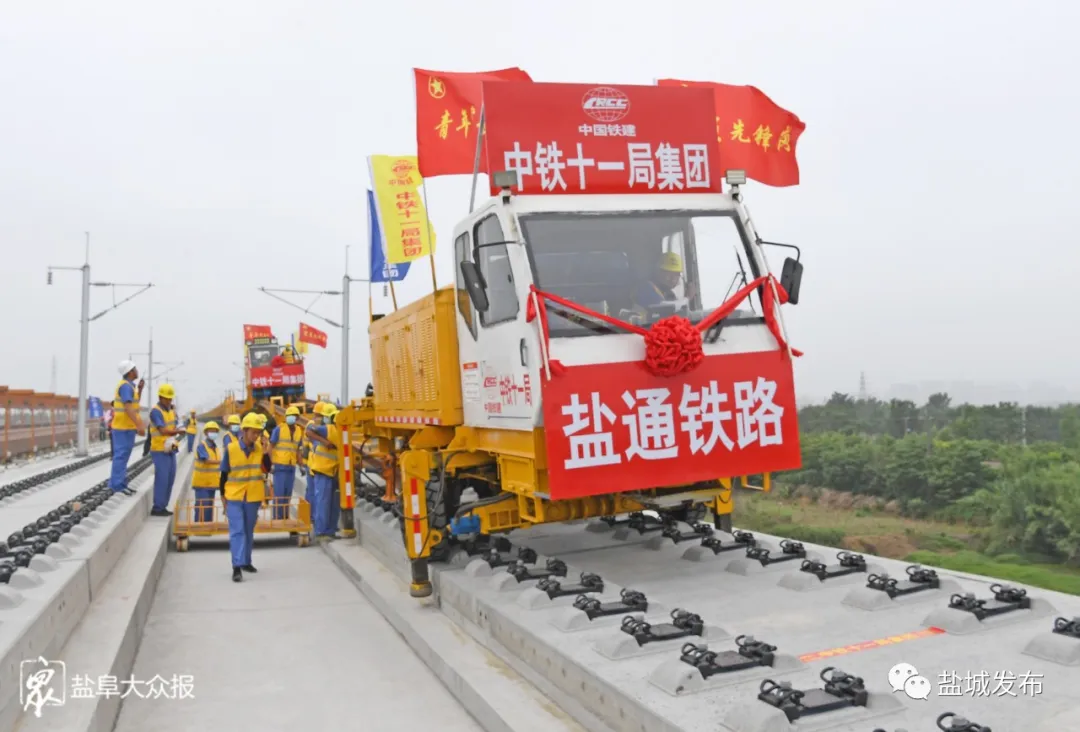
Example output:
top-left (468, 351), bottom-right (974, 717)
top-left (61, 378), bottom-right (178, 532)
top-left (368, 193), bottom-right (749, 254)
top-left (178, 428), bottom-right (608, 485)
top-left (368, 155), bottom-right (436, 265)
top-left (481, 81), bottom-right (722, 197)
top-left (540, 350), bottom-right (801, 500)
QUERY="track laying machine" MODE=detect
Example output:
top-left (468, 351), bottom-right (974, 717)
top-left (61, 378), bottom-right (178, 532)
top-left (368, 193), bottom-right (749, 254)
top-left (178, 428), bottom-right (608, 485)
top-left (332, 81), bottom-right (806, 598)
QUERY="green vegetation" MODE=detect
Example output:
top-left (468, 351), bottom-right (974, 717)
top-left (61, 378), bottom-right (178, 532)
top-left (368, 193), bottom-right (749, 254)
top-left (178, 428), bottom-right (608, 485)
top-left (746, 392), bottom-right (1080, 594)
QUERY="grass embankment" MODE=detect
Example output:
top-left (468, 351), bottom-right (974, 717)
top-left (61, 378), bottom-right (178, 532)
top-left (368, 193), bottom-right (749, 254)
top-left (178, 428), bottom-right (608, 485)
top-left (736, 490), bottom-right (1080, 596)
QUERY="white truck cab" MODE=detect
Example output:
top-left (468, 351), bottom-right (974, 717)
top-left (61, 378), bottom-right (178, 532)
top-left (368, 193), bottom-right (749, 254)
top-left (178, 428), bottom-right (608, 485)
top-left (452, 171), bottom-right (803, 432)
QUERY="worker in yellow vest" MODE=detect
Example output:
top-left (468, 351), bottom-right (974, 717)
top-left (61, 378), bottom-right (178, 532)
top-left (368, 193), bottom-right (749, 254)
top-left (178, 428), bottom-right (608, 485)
top-left (192, 421), bottom-right (221, 522)
top-left (306, 402), bottom-right (340, 541)
top-left (109, 360), bottom-right (145, 495)
top-left (300, 401), bottom-right (324, 478)
top-left (219, 413), bottom-right (271, 582)
top-left (148, 384), bottom-right (183, 517)
top-left (222, 414), bottom-right (241, 450)
top-left (269, 406), bottom-right (303, 520)
top-left (185, 410), bottom-right (198, 453)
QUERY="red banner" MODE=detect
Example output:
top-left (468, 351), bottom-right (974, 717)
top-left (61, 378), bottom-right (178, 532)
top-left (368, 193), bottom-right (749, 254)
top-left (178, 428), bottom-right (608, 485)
top-left (250, 363), bottom-right (305, 389)
top-left (298, 322), bottom-right (327, 349)
top-left (243, 324), bottom-right (273, 342)
top-left (482, 82), bottom-right (722, 196)
top-left (540, 351), bottom-right (801, 500)
top-left (414, 67), bottom-right (533, 178)
top-left (656, 79), bottom-right (805, 187)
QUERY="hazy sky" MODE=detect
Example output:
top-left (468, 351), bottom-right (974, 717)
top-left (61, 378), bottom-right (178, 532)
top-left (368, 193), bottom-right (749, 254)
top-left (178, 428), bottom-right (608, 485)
top-left (3, 1), bottom-right (1078, 410)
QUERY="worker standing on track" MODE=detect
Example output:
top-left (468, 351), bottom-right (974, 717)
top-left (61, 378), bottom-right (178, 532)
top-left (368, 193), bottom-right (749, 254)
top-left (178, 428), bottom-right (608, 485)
top-left (109, 360), bottom-right (145, 496)
top-left (222, 414), bottom-right (241, 450)
top-left (148, 384), bottom-right (183, 517)
top-left (192, 421), bottom-right (221, 523)
top-left (306, 402), bottom-right (340, 542)
top-left (219, 413), bottom-right (271, 582)
top-left (185, 410), bottom-right (198, 453)
top-left (269, 406), bottom-right (303, 520)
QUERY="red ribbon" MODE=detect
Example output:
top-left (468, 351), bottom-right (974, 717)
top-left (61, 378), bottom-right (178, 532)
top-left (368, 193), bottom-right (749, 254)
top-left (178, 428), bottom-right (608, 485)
top-left (526, 275), bottom-right (802, 378)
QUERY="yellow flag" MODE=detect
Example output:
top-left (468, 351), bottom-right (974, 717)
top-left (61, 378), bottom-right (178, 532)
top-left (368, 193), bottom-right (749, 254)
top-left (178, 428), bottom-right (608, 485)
top-left (368, 155), bottom-right (435, 264)
top-left (292, 332), bottom-right (308, 355)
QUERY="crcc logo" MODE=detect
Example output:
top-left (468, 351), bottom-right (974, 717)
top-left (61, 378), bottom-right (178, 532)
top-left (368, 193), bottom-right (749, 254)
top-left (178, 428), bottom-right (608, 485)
top-left (582, 87), bottom-right (630, 123)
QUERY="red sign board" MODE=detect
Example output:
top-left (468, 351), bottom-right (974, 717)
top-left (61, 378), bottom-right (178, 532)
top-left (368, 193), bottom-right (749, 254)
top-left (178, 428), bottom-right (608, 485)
top-left (482, 82), bottom-right (722, 196)
top-left (250, 363), bottom-right (305, 390)
top-left (540, 351), bottom-right (801, 500)
top-left (243, 324), bottom-right (273, 342)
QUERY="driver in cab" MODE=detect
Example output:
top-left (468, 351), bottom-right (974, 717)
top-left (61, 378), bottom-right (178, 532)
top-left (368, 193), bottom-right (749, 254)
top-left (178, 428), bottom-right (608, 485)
top-left (634, 252), bottom-right (696, 310)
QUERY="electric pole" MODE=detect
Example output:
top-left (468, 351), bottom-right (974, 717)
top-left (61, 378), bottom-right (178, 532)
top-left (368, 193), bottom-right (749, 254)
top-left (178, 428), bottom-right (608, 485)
top-left (48, 232), bottom-right (154, 456)
top-left (257, 277), bottom-right (367, 405)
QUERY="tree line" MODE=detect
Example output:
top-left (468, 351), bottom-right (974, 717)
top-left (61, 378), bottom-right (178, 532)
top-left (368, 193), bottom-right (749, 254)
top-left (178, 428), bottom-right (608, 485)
top-left (798, 392), bottom-right (1080, 446)
top-left (786, 393), bottom-right (1080, 565)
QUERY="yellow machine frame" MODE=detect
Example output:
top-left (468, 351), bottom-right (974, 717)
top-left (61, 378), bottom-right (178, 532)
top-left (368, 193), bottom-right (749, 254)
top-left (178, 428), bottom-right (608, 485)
top-left (247, 288), bottom-right (780, 597)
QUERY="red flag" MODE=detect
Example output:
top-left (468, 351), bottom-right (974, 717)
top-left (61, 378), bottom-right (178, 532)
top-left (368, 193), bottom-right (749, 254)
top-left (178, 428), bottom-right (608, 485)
top-left (414, 67), bottom-right (532, 178)
top-left (298, 322), bottom-right (327, 349)
top-left (656, 79), bottom-right (805, 187)
top-left (243, 324), bottom-right (273, 342)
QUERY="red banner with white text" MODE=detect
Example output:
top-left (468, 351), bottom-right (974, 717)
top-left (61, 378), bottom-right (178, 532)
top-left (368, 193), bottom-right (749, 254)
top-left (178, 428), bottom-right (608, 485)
top-left (482, 82), bottom-right (722, 196)
top-left (540, 351), bottom-right (801, 500)
top-left (250, 363), bottom-right (305, 389)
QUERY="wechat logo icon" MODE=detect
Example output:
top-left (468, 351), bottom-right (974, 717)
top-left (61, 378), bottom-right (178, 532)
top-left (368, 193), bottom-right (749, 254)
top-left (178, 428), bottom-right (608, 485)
top-left (888, 662), bottom-right (932, 700)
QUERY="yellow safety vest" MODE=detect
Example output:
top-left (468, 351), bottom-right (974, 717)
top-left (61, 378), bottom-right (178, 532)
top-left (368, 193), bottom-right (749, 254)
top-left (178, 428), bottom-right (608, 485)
top-left (271, 424), bottom-right (303, 466)
top-left (309, 425), bottom-right (339, 478)
top-left (110, 379), bottom-right (140, 431)
top-left (192, 442), bottom-right (220, 489)
top-left (185, 419), bottom-right (197, 435)
top-left (149, 406), bottom-right (177, 452)
top-left (223, 439), bottom-right (265, 502)
top-left (304, 423), bottom-right (319, 469)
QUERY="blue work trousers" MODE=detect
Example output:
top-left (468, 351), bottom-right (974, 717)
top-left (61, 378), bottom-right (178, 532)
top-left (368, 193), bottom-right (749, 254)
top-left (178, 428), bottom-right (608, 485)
top-left (193, 488), bottom-right (216, 523)
top-left (226, 500), bottom-right (260, 568)
top-left (272, 466), bottom-right (295, 520)
top-left (186, 434), bottom-right (195, 452)
top-left (150, 451), bottom-right (177, 511)
top-left (109, 429), bottom-right (136, 491)
top-left (311, 472), bottom-right (339, 536)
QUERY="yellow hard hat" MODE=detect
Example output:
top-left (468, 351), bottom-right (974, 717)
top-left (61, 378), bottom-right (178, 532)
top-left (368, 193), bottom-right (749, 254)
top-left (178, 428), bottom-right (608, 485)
top-left (285, 406), bottom-right (300, 416)
top-left (319, 402), bottom-right (338, 418)
top-left (241, 413), bottom-right (263, 430)
top-left (204, 421), bottom-right (220, 432)
top-left (257, 414), bottom-right (268, 427)
top-left (313, 401), bottom-right (325, 413)
top-left (659, 251), bottom-right (683, 273)
top-left (157, 383), bottom-right (176, 399)
top-left (227, 414), bottom-right (241, 425)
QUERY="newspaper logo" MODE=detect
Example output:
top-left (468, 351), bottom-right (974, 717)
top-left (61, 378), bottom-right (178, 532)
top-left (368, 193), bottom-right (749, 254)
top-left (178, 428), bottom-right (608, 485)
top-left (20, 657), bottom-right (66, 717)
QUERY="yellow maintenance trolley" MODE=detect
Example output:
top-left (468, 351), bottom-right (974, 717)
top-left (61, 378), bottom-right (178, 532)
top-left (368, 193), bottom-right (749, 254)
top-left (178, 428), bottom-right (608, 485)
top-left (172, 494), bottom-right (313, 552)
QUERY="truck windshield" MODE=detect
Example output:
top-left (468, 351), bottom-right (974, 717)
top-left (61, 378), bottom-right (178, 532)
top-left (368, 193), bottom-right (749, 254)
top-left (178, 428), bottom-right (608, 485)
top-left (519, 211), bottom-right (761, 338)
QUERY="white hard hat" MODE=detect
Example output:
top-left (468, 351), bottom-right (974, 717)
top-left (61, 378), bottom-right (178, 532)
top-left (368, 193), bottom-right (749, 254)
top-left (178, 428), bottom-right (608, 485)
top-left (118, 359), bottom-right (137, 376)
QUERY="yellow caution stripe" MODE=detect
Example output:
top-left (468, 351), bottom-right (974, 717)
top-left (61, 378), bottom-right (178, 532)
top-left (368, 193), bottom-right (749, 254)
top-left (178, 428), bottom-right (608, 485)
top-left (799, 626), bottom-right (945, 663)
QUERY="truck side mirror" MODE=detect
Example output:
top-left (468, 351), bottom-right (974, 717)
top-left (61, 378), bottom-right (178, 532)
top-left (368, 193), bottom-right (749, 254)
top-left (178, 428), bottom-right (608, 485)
top-left (459, 261), bottom-right (490, 313)
top-left (780, 257), bottom-right (803, 305)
